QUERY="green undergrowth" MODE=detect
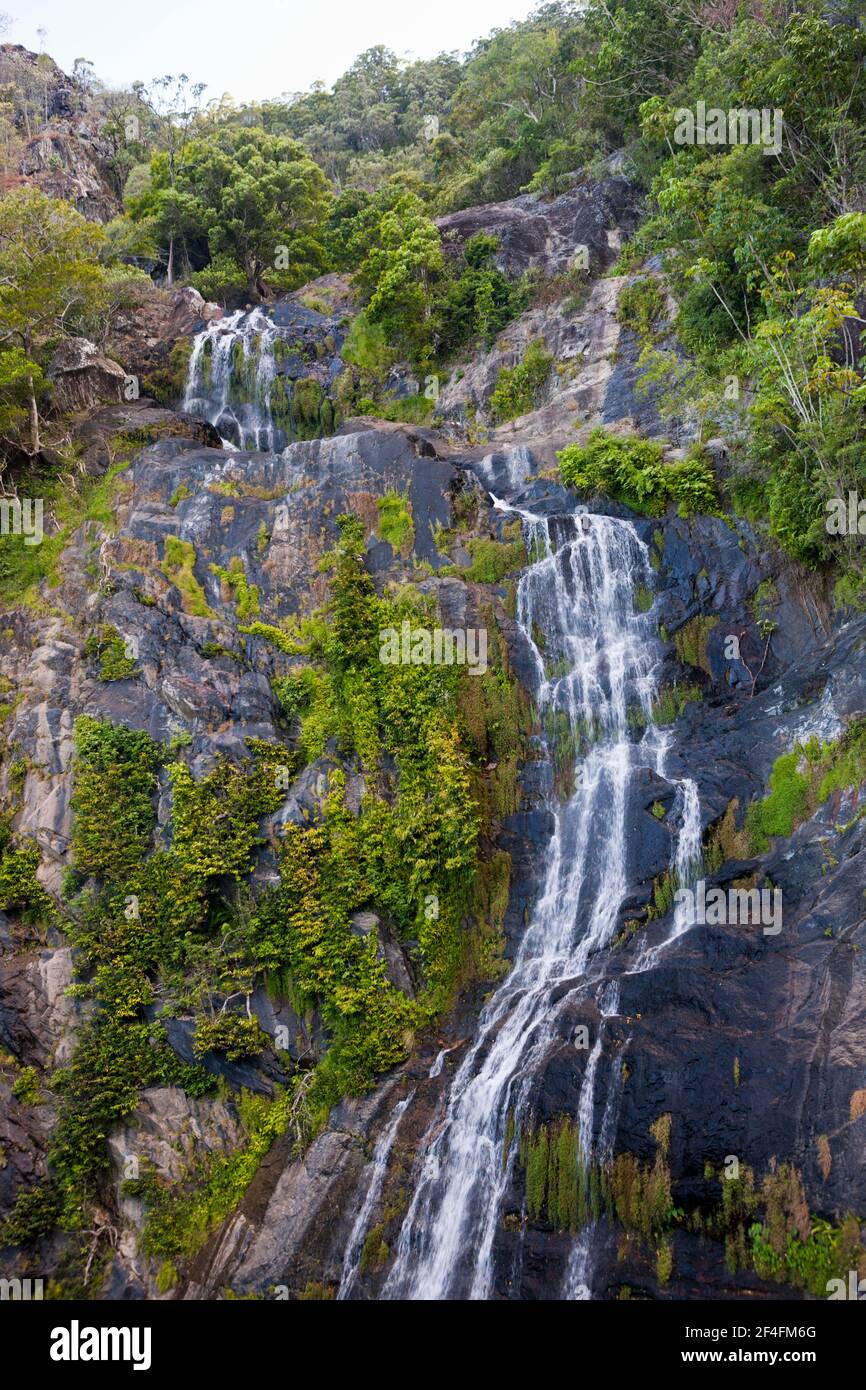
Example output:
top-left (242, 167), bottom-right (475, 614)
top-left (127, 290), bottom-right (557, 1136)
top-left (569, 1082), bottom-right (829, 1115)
top-left (0, 457), bottom-right (131, 610)
top-left (247, 516), bottom-right (529, 1113)
top-left (123, 1087), bottom-right (294, 1262)
top-left (440, 520), bottom-right (527, 584)
top-left (746, 718), bottom-right (866, 852)
top-left (83, 624), bottom-right (138, 681)
top-left (210, 556), bottom-right (261, 620)
top-left (489, 340), bottom-right (553, 423)
top-left (515, 1113), bottom-right (864, 1297)
top-left (558, 429), bottom-right (718, 518)
top-left (2, 512), bottom-right (529, 1287)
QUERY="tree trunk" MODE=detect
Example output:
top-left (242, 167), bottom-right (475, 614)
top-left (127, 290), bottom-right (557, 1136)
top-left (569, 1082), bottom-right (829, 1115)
top-left (27, 375), bottom-right (40, 455)
top-left (167, 236), bottom-right (175, 287)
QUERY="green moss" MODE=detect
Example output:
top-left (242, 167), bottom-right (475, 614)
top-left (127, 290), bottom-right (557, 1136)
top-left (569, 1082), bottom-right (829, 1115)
top-left (210, 556), bottom-right (261, 620)
top-left (376, 489), bottom-right (415, 555)
top-left (746, 718), bottom-right (866, 851)
top-left (142, 337), bottom-right (195, 406)
top-left (746, 750), bottom-right (811, 851)
top-left (83, 624), bottom-right (138, 681)
top-left (359, 1222), bottom-right (389, 1273)
top-left (629, 682), bottom-right (702, 730)
top-left (161, 537), bottom-right (215, 619)
top-left (673, 615), bottom-right (719, 675)
top-left (170, 482), bottom-right (194, 507)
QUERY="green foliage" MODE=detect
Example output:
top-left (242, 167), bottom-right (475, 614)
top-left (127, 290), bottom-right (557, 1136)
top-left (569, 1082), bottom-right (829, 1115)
top-left (11, 1064), bottom-right (43, 1105)
top-left (246, 512), bottom-right (526, 1112)
top-left (0, 1184), bottom-right (61, 1247)
top-left (0, 840), bottom-right (53, 917)
top-left (70, 717), bottom-right (162, 881)
top-left (489, 340), bottom-right (553, 423)
top-left (167, 756), bottom-right (283, 881)
top-left (130, 126), bottom-right (332, 297)
top-left (125, 1087), bottom-right (294, 1262)
top-left (83, 624), bottom-right (138, 681)
top-left (617, 277), bottom-right (667, 340)
top-left (436, 233), bottom-right (525, 356)
top-left (354, 190), bottom-right (445, 365)
top-left (0, 456), bottom-right (131, 609)
top-left (376, 490), bottom-right (414, 555)
top-left (451, 532), bottom-right (527, 584)
top-left (160, 536), bottom-right (214, 618)
top-left (0, 187), bottom-right (107, 458)
top-left (192, 1013), bottom-right (265, 1061)
top-left (558, 430), bottom-right (718, 518)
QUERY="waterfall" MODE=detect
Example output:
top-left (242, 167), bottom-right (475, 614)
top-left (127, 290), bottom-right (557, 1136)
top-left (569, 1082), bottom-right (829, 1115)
top-left (182, 306), bottom-right (335, 450)
top-left (633, 776), bottom-right (703, 970)
top-left (381, 503), bottom-right (670, 1301)
top-left (337, 1091), bottom-right (415, 1300)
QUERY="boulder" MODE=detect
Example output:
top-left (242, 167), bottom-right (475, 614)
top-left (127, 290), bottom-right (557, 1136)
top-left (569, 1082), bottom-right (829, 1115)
top-left (47, 337), bottom-right (127, 413)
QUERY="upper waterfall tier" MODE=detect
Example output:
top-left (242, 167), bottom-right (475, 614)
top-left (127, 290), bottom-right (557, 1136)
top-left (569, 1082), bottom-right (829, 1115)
top-left (182, 302), bottom-right (346, 451)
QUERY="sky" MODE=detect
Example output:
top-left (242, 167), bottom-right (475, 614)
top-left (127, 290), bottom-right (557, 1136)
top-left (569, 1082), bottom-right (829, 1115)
top-left (6, 0), bottom-right (536, 103)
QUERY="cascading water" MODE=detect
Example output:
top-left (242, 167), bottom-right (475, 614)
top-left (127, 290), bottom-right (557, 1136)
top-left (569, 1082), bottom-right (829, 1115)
top-left (381, 503), bottom-right (678, 1301)
top-left (337, 1091), bottom-right (415, 1300)
top-left (182, 306), bottom-right (335, 450)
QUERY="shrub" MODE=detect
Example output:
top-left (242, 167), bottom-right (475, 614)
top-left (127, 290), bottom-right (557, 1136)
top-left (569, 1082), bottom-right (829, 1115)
top-left (558, 429), bottom-right (717, 517)
top-left (489, 340), bottom-right (553, 422)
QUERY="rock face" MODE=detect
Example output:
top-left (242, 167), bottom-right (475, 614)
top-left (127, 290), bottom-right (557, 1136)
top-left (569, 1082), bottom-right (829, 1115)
top-left (1, 175), bottom-right (865, 1304)
top-left (47, 338), bottom-right (127, 413)
top-left (0, 45), bottom-right (119, 221)
top-left (436, 178), bottom-right (640, 279)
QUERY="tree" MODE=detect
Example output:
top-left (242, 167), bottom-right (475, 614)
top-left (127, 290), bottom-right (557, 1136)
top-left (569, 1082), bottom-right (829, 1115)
top-left (0, 189), bottom-right (105, 454)
top-left (139, 74), bottom-right (207, 284)
top-left (354, 190), bottom-right (444, 363)
top-left (177, 127), bottom-right (332, 298)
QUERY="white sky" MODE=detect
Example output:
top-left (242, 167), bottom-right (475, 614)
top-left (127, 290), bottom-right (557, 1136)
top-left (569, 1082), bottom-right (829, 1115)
top-left (7, 0), bottom-right (536, 104)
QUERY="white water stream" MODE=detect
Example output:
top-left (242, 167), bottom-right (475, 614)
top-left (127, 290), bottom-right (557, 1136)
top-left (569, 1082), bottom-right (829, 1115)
top-left (376, 500), bottom-right (702, 1299)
